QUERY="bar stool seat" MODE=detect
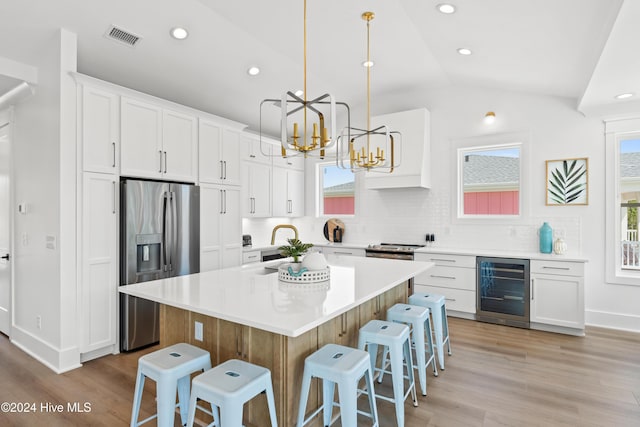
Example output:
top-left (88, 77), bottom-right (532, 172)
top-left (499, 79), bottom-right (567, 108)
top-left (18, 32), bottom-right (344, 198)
top-left (382, 303), bottom-right (438, 396)
top-left (409, 293), bottom-right (452, 371)
top-left (186, 359), bottom-right (278, 427)
top-left (297, 343), bottom-right (379, 427)
top-left (358, 320), bottom-right (417, 427)
top-left (131, 343), bottom-right (212, 427)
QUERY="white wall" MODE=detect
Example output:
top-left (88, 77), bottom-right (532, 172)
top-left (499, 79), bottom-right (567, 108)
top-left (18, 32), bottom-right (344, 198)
top-left (10, 29), bottom-right (79, 372)
top-left (247, 84), bottom-right (640, 333)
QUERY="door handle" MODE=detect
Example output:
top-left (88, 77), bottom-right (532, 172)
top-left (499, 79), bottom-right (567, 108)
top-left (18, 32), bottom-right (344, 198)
top-left (159, 150), bottom-right (163, 173)
top-left (220, 190), bottom-right (224, 214)
top-left (531, 278), bottom-right (534, 300)
top-left (223, 161), bottom-right (227, 180)
top-left (112, 142), bottom-right (116, 167)
top-left (163, 151), bottom-right (167, 173)
top-left (223, 190), bottom-right (227, 214)
top-left (112, 181), bottom-right (116, 214)
top-left (1, 254), bottom-right (9, 261)
top-left (220, 160), bottom-right (224, 180)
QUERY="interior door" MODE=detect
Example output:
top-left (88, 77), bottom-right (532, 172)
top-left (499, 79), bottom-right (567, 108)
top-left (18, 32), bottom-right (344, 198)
top-left (0, 119), bottom-right (11, 335)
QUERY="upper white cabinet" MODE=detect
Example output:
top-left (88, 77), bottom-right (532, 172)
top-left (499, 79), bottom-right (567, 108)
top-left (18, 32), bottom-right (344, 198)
top-left (365, 108), bottom-right (431, 189)
top-left (530, 259), bottom-right (585, 334)
top-left (240, 133), bottom-right (272, 165)
top-left (120, 97), bottom-right (197, 182)
top-left (272, 167), bottom-right (304, 217)
top-left (199, 119), bottom-right (241, 186)
top-left (80, 85), bottom-right (119, 174)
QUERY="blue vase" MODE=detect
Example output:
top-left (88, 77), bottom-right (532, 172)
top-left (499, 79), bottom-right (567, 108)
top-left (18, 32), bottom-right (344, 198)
top-left (539, 222), bottom-right (553, 254)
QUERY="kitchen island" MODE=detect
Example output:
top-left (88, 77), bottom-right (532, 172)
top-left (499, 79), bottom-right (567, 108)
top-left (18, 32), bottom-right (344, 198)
top-left (120, 255), bottom-right (434, 426)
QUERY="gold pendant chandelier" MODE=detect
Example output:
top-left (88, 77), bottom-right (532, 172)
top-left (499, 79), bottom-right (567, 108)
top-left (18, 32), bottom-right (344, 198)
top-left (260, 0), bottom-right (350, 159)
top-left (337, 11), bottom-right (400, 173)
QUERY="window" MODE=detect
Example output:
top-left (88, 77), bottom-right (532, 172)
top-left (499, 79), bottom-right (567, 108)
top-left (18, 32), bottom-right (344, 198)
top-left (458, 143), bottom-right (521, 217)
top-left (317, 163), bottom-right (355, 216)
top-left (605, 119), bottom-right (640, 285)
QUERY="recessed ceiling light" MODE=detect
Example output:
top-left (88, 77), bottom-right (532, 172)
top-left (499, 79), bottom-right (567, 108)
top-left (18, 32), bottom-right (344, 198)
top-left (170, 27), bottom-right (188, 40)
top-left (615, 93), bottom-right (634, 99)
top-left (247, 66), bottom-right (260, 76)
top-left (437, 4), bottom-right (457, 14)
top-left (457, 48), bottom-right (472, 56)
top-left (362, 60), bottom-right (374, 68)
top-left (294, 90), bottom-right (304, 97)
top-left (484, 111), bottom-right (496, 125)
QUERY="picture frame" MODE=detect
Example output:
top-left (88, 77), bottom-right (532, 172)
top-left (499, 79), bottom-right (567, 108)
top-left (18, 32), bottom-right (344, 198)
top-left (545, 157), bottom-right (588, 205)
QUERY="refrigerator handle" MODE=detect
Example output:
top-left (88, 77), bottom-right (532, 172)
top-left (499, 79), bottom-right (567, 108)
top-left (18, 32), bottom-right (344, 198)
top-left (163, 191), bottom-right (170, 272)
top-left (170, 191), bottom-right (177, 272)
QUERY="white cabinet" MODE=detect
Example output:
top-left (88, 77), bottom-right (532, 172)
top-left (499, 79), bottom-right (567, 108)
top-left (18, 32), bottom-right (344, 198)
top-left (318, 246), bottom-right (366, 257)
top-left (200, 184), bottom-right (242, 272)
top-left (530, 260), bottom-right (585, 334)
top-left (414, 252), bottom-right (476, 315)
top-left (120, 97), bottom-right (197, 182)
top-left (242, 250), bottom-right (261, 265)
top-left (365, 108), bottom-right (430, 189)
top-left (199, 119), bottom-right (241, 186)
top-left (242, 162), bottom-right (271, 217)
top-left (80, 173), bottom-right (118, 354)
top-left (162, 109), bottom-right (197, 182)
top-left (80, 85), bottom-right (119, 174)
top-left (272, 167), bottom-right (304, 217)
top-left (240, 133), bottom-right (272, 165)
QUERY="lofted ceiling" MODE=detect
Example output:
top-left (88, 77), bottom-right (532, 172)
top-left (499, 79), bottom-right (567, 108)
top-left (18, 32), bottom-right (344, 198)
top-left (0, 0), bottom-right (636, 132)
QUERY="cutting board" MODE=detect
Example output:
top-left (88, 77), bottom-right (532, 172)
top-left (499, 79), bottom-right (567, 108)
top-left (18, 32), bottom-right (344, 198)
top-left (323, 218), bottom-right (345, 242)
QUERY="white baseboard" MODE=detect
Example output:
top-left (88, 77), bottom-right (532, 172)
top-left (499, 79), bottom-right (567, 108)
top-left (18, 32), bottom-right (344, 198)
top-left (586, 309), bottom-right (640, 333)
top-left (10, 326), bottom-right (81, 373)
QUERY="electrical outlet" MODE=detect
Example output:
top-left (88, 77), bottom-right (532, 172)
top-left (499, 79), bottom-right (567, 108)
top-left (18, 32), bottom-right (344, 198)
top-left (36, 315), bottom-right (41, 329)
top-left (194, 321), bottom-right (203, 341)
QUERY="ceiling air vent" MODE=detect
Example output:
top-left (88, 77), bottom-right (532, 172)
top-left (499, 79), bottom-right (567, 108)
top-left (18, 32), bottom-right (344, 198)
top-left (105, 25), bottom-right (142, 47)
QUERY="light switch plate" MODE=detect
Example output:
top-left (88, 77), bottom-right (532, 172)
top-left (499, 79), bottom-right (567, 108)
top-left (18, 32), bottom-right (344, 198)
top-left (194, 321), bottom-right (203, 341)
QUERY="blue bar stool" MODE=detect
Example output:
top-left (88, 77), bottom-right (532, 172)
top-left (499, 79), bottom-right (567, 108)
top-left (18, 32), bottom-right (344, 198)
top-left (358, 320), bottom-right (418, 427)
top-left (186, 359), bottom-right (278, 427)
top-left (130, 343), bottom-right (212, 427)
top-left (381, 303), bottom-right (438, 396)
top-left (297, 343), bottom-right (378, 427)
top-left (409, 293), bottom-right (452, 371)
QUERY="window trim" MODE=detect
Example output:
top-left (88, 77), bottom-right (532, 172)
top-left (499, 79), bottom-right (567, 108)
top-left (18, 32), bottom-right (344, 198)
top-left (605, 118), bottom-right (640, 286)
top-left (451, 132), bottom-right (530, 224)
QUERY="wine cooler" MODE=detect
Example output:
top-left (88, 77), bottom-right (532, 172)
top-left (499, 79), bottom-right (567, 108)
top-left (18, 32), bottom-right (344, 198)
top-left (476, 257), bottom-right (530, 328)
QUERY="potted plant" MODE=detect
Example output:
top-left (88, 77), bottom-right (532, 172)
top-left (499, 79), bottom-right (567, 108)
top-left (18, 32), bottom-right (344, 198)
top-left (278, 238), bottom-right (314, 264)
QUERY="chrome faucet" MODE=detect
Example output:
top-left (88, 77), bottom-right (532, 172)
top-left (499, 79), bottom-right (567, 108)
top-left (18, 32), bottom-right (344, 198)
top-left (271, 224), bottom-right (299, 245)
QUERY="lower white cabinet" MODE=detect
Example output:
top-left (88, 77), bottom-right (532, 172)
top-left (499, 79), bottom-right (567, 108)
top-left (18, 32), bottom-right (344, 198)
top-left (80, 172), bottom-right (118, 354)
top-left (200, 184), bottom-right (242, 272)
top-left (530, 260), bottom-right (585, 333)
top-left (242, 250), bottom-right (261, 265)
top-left (318, 246), bottom-right (366, 257)
top-left (242, 162), bottom-right (271, 217)
top-left (414, 252), bottom-right (476, 315)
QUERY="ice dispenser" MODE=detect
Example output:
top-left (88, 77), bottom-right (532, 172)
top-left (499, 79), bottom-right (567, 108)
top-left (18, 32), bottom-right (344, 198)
top-left (135, 234), bottom-right (162, 279)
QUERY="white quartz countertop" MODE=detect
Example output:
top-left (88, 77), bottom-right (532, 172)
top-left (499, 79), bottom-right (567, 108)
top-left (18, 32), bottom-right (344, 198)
top-left (119, 256), bottom-right (434, 338)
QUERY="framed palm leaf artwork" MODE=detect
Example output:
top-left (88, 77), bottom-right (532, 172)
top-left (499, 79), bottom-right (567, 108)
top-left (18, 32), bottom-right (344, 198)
top-left (545, 158), bottom-right (588, 205)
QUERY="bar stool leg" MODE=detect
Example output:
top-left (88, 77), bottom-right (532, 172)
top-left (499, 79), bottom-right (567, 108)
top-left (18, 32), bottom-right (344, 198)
top-left (366, 343), bottom-right (379, 377)
top-left (156, 379), bottom-right (177, 427)
top-left (404, 339), bottom-right (418, 407)
top-left (130, 369), bottom-right (145, 427)
top-left (220, 402), bottom-right (243, 427)
top-left (413, 322), bottom-right (428, 396)
top-left (322, 379), bottom-right (335, 427)
top-left (176, 375), bottom-right (191, 425)
top-left (443, 306), bottom-right (452, 356)
top-left (338, 380), bottom-right (358, 427)
top-left (432, 311), bottom-right (445, 370)
top-left (363, 367), bottom-right (379, 427)
top-left (390, 344), bottom-right (406, 427)
top-left (186, 391), bottom-right (198, 427)
top-left (425, 315), bottom-right (438, 376)
top-left (297, 371), bottom-right (313, 427)
top-left (265, 380), bottom-right (279, 427)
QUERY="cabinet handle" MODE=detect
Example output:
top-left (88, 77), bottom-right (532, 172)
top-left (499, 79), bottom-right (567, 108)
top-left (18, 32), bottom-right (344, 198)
top-left (430, 258), bottom-right (456, 263)
top-left (444, 297), bottom-right (456, 302)
top-left (223, 161), bottom-right (227, 179)
top-left (247, 254), bottom-right (258, 259)
top-left (542, 266), bottom-right (570, 271)
top-left (223, 190), bottom-right (227, 214)
top-left (430, 274), bottom-right (456, 280)
top-left (249, 154), bottom-right (256, 158)
top-left (112, 181), bottom-right (116, 214)
top-left (338, 313), bottom-right (347, 337)
top-left (159, 150), bottom-right (163, 173)
top-left (112, 142), bottom-right (116, 168)
top-left (220, 160), bottom-right (224, 180)
top-left (335, 251), bottom-right (354, 255)
top-left (163, 151), bottom-right (167, 173)
top-left (252, 197), bottom-right (256, 214)
top-left (220, 190), bottom-right (224, 214)
top-left (531, 278), bottom-right (534, 300)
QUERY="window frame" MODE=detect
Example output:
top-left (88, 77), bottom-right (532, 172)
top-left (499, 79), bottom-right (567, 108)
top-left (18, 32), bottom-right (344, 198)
top-left (316, 161), bottom-right (356, 218)
top-left (605, 118), bottom-right (640, 286)
top-left (451, 132), bottom-right (530, 224)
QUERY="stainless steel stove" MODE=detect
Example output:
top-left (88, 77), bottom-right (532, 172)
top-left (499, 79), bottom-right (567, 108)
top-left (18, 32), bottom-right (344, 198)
top-left (365, 243), bottom-right (425, 260)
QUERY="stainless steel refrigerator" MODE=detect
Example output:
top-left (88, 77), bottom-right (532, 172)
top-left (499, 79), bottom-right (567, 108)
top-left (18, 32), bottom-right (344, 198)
top-left (120, 178), bottom-right (199, 351)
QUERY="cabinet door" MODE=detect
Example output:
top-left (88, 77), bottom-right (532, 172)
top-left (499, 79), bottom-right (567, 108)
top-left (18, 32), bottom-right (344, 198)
top-left (221, 129), bottom-right (241, 186)
top-left (221, 187), bottom-right (242, 268)
top-left (530, 274), bottom-right (584, 329)
top-left (288, 169), bottom-right (304, 216)
top-left (200, 184), bottom-right (222, 272)
top-left (272, 167), bottom-right (288, 217)
top-left (120, 97), bottom-right (162, 179)
top-left (81, 85), bottom-right (119, 174)
top-left (241, 134), bottom-right (272, 165)
top-left (198, 119), bottom-right (223, 184)
top-left (318, 306), bottom-right (359, 348)
top-left (81, 173), bottom-right (118, 353)
top-left (252, 164), bottom-right (271, 217)
top-left (162, 109), bottom-right (197, 182)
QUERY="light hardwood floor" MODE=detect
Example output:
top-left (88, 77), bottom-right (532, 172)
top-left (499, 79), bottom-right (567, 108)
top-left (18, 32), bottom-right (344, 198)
top-left (1, 318), bottom-right (639, 426)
